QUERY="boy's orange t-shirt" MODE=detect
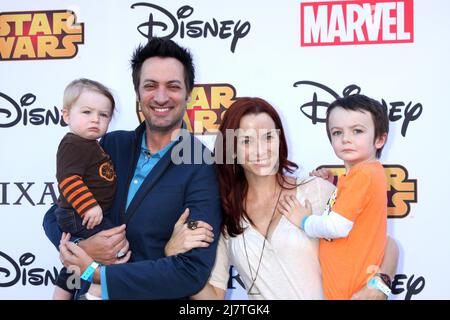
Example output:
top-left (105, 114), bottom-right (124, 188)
top-left (319, 161), bottom-right (387, 300)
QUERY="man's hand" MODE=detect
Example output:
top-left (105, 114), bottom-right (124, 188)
top-left (59, 233), bottom-right (93, 276)
top-left (77, 224), bottom-right (130, 265)
top-left (82, 205), bottom-right (103, 230)
top-left (278, 195), bottom-right (312, 228)
top-left (351, 283), bottom-right (388, 300)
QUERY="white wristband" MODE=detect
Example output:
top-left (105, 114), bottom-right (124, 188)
top-left (368, 277), bottom-right (391, 296)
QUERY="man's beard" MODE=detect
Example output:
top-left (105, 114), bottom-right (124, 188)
top-left (145, 112), bottom-right (184, 133)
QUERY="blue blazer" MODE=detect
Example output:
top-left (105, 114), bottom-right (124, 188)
top-left (43, 122), bottom-right (222, 299)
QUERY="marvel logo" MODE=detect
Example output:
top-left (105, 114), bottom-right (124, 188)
top-left (300, 0), bottom-right (414, 46)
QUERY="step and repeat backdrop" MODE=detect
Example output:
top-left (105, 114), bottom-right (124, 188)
top-left (1, 0), bottom-right (449, 299)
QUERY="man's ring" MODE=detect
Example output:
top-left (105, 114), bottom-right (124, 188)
top-left (187, 220), bottom-right (198, 230)
top-left (116, 251), bottom-right (125, 259)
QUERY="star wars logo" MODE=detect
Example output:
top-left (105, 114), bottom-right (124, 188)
top-left (316, 165), bottom-right (417, 218)
top-left (0, 10), bottom-right (84, 60)
top-left (136, 83), bottom-right (238, 134)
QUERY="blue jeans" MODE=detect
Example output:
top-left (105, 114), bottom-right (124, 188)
top-left (54, 207), bottom-right (115, 297)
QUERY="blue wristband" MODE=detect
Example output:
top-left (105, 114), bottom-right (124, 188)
top-left (368, 277), bottom-right (391, 296)
top-left (81, 261), bottom-right (100, 283)
top-left (301, 216), bottom-right (309, 230)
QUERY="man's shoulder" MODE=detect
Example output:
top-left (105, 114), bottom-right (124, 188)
top-left (104, 129), bottom-right (136, 139)
top-left (102, 129), bottom-right (136, 145)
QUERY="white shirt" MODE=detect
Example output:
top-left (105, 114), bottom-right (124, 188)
top-left (209, 177), bottom-right (336, 300)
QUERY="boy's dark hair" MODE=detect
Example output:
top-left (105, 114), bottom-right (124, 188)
top-left (326, 94), bottom-right (389, 158)
top-left (131, 37), bottom-right (195, 94)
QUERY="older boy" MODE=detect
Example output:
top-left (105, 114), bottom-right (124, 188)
top-left (279, 94), bottom-right (390, 299)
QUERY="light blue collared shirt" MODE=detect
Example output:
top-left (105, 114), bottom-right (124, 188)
top-left (125, 133), bottom-right (176, 211)
top-left (100, 131), bottom-right (176, 300)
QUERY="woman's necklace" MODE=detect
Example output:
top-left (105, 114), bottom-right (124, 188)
top-left (242, 186), bottom-right (283, 296)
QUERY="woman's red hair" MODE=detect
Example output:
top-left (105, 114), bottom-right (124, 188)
top-left (214, 97), bottom-right (298, 237)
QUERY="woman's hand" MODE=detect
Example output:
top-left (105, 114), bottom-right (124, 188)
top-left (278, 195), bottom-right (312, 228)
top-left (165, 208), bottom-right (215, 256)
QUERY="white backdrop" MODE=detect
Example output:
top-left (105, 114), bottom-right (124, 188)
top-left (1, 0), bottom-right (449, 299)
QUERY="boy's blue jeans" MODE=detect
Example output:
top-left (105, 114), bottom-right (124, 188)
top-left (54, 207), bottom-right (114, 298)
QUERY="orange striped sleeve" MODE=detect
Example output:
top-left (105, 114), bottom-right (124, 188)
top-left (59, 175), bottom-right (81, 190)
top-left (72, 192), bottom-right (94, 208)
top-left (61, 180), bottom-right (83, 198)
top-left (59, 175), bottom-right (98, 216)
top-left (66, 186), bottom-right (88, 203)
top-left (77, 199), bottom-right (98, 216)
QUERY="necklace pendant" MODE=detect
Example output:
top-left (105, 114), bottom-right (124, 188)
top-left (247, 283), bottom-right (260, 296)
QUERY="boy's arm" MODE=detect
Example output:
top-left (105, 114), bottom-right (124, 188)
top-left (302, 211), bottom-right (354, 239)
top-left (58, 175), bottom-right (99, 217)
top-left (57, 138), bottom-right (100, 217)
top-left (304, 167), bottom-right (372, 239)
top-left (279, 190), bottom-right (354, 239)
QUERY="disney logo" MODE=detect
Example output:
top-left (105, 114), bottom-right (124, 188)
top-left (130, 3), bottom-right (251, 53)
top-left (0, 92), bottom-right (66, 128)
top-left (0, 251), bottom-right (58, 287)
top-left (293, 81), bottom-right (422, 137)
top-left (392, 273), bottom-right (425, 300)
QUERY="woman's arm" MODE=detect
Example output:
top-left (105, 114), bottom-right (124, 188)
top-left (191, 283), bottom-right (225, 300)
top-left (165, 211), bottom-right (229, 300)
top-left (351, 236), bottom-right (399, 300)
top-left (164, 208), bottom-right (214, 256)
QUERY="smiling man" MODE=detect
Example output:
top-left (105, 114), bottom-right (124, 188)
top-left (43, 38), bottom-right (222, 299)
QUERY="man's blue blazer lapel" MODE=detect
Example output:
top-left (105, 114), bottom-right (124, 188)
top-left (124, 149), bottom-right (173, 223)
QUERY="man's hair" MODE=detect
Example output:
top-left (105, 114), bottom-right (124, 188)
top-left (63, 78), bottom-right (115, 113)
top-left (131, 37), bottom-right (195, 94)
top-left (326, 94), bottom-right (389, 158)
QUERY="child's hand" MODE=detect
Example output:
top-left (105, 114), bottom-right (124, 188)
top-left (82, 205), bottom-right (103, 229)
top-left (278, 195), bottom-right (312, 228)
top-left (309, 168), bottom-right (335, 184)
